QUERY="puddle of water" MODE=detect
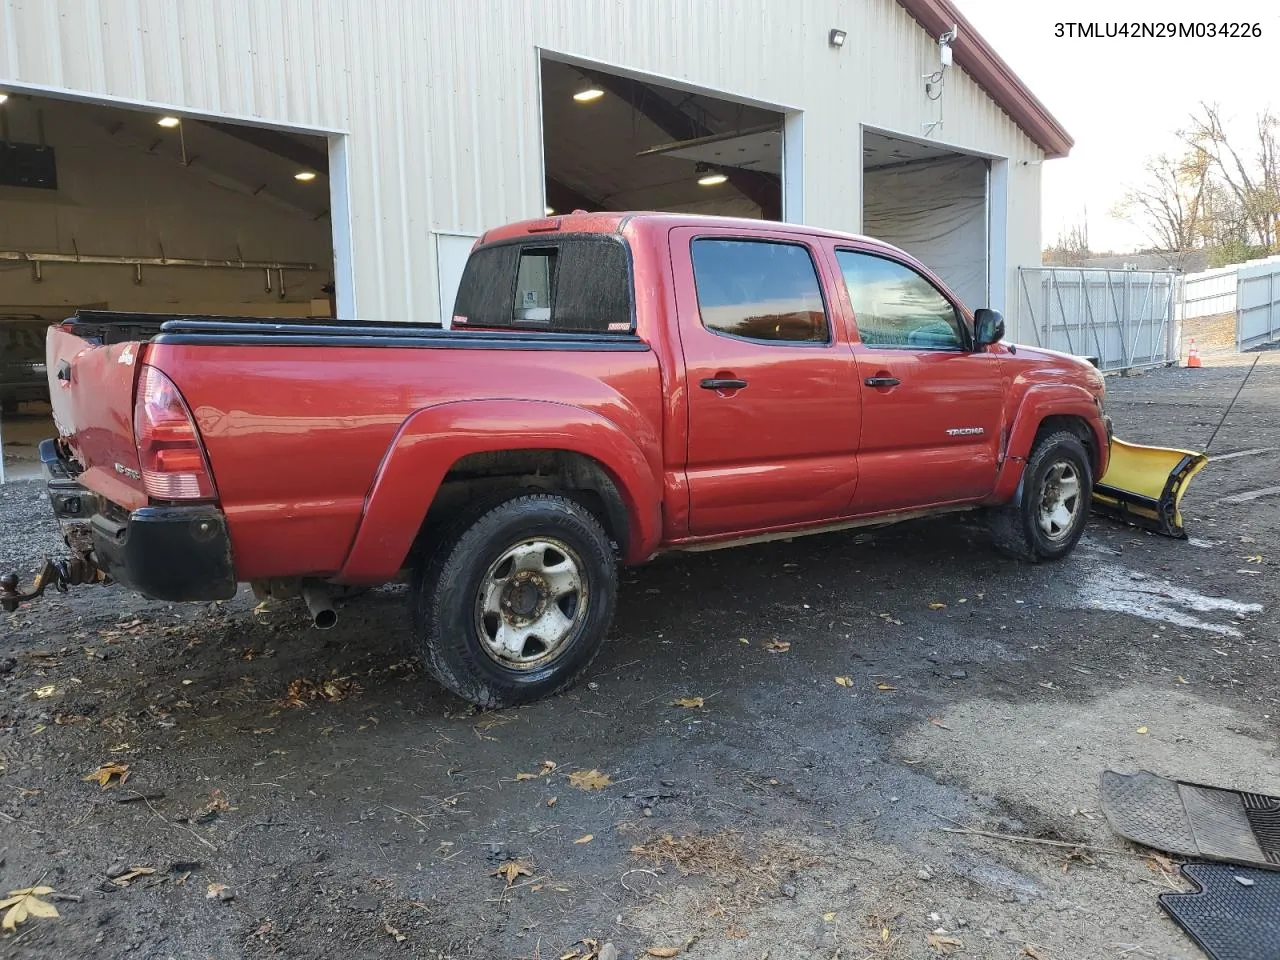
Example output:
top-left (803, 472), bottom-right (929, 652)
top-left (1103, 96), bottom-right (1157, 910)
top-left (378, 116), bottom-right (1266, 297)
top-left (1072, 561), bottom-right (1262, 636)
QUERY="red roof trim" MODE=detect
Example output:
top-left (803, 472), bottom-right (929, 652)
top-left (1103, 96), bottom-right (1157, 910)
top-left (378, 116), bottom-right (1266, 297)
top-left (896, 0), bottom-right (1073, 158)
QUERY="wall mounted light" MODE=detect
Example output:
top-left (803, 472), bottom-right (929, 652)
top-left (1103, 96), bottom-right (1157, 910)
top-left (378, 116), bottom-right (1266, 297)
top-left (828, 29), bottom-right (847, 48)
top-left (294, 170), bottom-right (318, 182)
top-left (157, 116), bottom-right (181, 128)
top-left (696, 163), bottom-right (728, 187)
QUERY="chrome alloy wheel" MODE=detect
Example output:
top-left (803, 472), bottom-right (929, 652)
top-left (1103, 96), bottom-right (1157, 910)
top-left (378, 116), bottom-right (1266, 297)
top-left (475, 538), bottom-right (587, 669)
top-left (1037, 461), bottom-right (1083, 541)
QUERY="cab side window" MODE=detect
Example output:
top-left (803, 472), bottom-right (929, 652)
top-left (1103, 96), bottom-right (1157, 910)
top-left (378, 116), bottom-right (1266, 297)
top-left (691, 239), bottom-right (830, 344)
top-left (835, 250), bottom-right (963, 350)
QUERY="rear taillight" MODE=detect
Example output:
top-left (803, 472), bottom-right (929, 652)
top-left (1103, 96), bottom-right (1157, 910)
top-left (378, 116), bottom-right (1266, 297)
top-left (134, 365), bottom-right (217, 500)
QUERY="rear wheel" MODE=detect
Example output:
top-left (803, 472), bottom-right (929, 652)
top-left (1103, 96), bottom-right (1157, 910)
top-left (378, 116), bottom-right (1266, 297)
top-left (410, 493), bottom-right (617, 708)
top-left (988, 430), bottom-right (1092, 562)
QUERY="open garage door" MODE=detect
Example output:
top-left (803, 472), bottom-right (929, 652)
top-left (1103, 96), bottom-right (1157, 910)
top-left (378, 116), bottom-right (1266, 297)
top-left (0, 93), bottom-right (336, 480)
top-left (862, 131), bottom-right (989, 312)
top-left (539, 58), bottom-right (784, 220)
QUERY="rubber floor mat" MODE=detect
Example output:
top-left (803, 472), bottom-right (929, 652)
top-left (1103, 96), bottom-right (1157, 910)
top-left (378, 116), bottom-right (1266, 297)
top-left (1100, 770), bottom-right (1280, 870)
top-left (1159, 863), bottom-right (1280, 960)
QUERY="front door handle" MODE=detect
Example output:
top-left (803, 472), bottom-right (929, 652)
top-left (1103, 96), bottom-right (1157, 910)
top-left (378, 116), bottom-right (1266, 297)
top-left (700, 378), bottom-right (748, 390)
top-left (863, 376), bottom-right (901, 388)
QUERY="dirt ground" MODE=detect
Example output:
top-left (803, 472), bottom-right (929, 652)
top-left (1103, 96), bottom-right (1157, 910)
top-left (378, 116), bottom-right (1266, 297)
top-left (1, 354), bottom-right (1277, 960)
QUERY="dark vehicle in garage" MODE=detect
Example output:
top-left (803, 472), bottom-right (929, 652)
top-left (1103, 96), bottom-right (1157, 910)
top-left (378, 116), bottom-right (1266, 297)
top-left (0, 315), bottom-right (51, 413)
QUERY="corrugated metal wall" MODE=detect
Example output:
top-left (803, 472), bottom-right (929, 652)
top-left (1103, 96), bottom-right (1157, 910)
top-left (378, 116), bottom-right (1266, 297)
top-left (0, 0), bottom-right (1044, 326)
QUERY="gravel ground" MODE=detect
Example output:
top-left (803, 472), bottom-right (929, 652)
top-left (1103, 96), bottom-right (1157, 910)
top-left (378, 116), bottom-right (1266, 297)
top-left (1, 354), bottom-right (1277, 960)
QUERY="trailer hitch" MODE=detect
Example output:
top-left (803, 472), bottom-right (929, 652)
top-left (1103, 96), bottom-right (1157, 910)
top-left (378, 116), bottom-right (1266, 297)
top-left (1, 558), bottom-right (106, 612)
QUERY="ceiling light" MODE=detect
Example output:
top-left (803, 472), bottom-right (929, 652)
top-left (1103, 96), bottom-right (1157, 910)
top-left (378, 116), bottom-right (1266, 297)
top-left (544, 206), bottom-right (555, 216)
top-left (573, 84), bottom-right (604, 103)
top-left (294, 170), bottom-right (317, 182)
top-left (157, 116), bottom-right (181, 128)
top-left (829, 28), bottom-right (847, 47)
top-left (0, 93), bottom-right (8, 105)
top-left (696, 164), bottom-right (728, 187)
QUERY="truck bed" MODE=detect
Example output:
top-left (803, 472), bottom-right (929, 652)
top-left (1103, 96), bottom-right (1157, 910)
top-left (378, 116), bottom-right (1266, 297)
top-left (47, 310), bottom-right (662, 584)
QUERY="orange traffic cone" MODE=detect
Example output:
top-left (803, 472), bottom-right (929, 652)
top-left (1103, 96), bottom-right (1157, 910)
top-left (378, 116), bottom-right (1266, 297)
top-left (1186, 338), bottom-right (1202, 368)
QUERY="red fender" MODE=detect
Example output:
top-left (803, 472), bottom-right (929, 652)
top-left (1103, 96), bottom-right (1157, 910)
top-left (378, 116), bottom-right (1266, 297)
top-left (337, 399), bottom-right (663, 582)
top-left (987, 384), bottom-right (1109, 504)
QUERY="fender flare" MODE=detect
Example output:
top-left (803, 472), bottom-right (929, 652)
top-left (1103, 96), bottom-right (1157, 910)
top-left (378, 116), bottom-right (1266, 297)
top-left (337, 399), bottom-right (663, 581)
top-left (988, 384), bottom-right (1108, 505)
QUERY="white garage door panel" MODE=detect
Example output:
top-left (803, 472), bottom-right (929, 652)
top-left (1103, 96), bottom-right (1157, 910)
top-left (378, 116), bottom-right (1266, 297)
top-left (863, 156), bottom-right (988, 311)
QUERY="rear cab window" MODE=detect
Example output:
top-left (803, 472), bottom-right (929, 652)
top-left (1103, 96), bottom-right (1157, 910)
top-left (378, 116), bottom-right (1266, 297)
top-left (690, 238), bottom-right (830, 344)
top-left (834, 249), bottom-right (966, 350)
top-left (452, 235), bottom-right (633, 334)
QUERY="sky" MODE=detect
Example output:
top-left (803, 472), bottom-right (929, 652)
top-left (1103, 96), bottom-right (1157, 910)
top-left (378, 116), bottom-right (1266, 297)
top-left (952, 0), bottom-right (1279, 252)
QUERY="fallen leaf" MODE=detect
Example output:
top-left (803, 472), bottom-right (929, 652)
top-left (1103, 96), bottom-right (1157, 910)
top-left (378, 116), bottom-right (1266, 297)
top-left (206, 883), bottom-right (229, 899)
top-left (928, 602), bottom-right (947, 610)
top-left (1023, 946), bottom-right (1048, 960)
top-left (928, 933), bottom-right (963, 955)
top-left (83, 762), bottom-right (131, 789)
top-left (1245, 555), bottom-right (1264, 563)
top-left (877, 613), bottom-right (904, 625)
top-left (822, 912), bottom-right (836, 922)
top-left (384, 920), bottom-right (407, 943)
top-left (834, 676), bottom-right (853, 688)
top-left (1176, 676), bottom-right (1189, 684)
top-left (764, 640), bottom-right (791, 652)
top-left (492, 859), bottom-right (535, 886)
top-left (726, 924), bottom-right (748, 938)
top-left (33, 684), bottom-right (56, 699)
top-left (514, 759), bottom-right (558, 781)
top-left (1136, 726), bottom-right (1149, 735)
top-left (672, 697), bottom-right (704, 709)
top-left (875, 682), bottom-right (897, 691)
top-left (646, 949), bottom-right (681, 958)
top-left (111, 866), bottom-right (157, 887)
top-left (568, 769), bottom-right (612, 791)
top-left (546, 797), bottom-right (558, 808)
top-left (0, 886), bottom-right (60, 932)
top-left (928, 717), bottom-right (952, 730)
top-left (573, 834), bottom-right (594, 844)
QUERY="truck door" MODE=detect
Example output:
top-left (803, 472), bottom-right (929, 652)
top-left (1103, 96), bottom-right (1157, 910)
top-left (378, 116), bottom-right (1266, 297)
top-left (829, 246), bottom-right (1004, 514)
top-left (670, 227), bottom-right (862, 537)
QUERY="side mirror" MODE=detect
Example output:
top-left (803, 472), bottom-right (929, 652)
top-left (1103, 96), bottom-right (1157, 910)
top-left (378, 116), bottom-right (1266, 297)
top-left (973, 308), bottom-right (1005, 348)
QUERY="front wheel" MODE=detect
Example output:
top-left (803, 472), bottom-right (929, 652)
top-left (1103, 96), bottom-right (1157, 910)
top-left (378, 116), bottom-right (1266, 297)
top-left (988, 430), bottom-right (1092, 562)
top-left (410, 493), bottom-right (617, 708)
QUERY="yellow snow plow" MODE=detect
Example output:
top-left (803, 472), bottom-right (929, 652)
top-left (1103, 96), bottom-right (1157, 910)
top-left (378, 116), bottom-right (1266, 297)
top-left (1092, 439), bottom-right (1209, 539)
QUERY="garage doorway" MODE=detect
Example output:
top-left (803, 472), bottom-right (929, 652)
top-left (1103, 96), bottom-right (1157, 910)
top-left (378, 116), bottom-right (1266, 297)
top-left (0, 92), bottom-right (337, 480)
top-left (539, 58), bottom-right (785, 220)
top-left (862, 129), bottom-right (992, 313)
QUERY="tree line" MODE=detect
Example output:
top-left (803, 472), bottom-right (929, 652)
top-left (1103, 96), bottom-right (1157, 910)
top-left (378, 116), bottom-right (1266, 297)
top-left (1047, 104), bottom-right (1278, 270)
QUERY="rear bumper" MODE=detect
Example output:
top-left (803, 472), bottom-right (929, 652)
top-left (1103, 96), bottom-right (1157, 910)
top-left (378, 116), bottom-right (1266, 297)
top-left (40, 439), bottom-right (237, 602)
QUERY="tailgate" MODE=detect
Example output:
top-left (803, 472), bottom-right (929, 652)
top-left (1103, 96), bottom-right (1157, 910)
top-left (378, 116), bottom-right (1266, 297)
top-left (46, 326), bottom-right (148, 510)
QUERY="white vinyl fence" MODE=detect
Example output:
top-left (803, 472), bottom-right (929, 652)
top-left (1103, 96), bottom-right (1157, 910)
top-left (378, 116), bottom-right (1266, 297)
top-left (1238, 256), bottom-right (1280, 351)
top-left (1017, 267), bottom-right (1178, 371)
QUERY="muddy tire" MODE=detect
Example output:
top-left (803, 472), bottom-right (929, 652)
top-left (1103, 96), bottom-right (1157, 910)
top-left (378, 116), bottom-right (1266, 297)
top-left (410, 493), bottom-right (617, 708)
top-left (988, 430), bottom-right (1092, 562)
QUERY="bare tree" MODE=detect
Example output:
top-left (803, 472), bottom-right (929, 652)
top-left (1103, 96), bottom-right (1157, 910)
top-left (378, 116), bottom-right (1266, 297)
top-left (1044, 209), bottom-right (1091, 265)
top-left (1113, 153), bottom-right (1207, 267)
top-left (1180, 103), bottom-right (1279, 253)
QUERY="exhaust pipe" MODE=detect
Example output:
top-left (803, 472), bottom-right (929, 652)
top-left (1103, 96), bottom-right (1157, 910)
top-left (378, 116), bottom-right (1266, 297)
top-left (301, 581), bottom-right (338, 630)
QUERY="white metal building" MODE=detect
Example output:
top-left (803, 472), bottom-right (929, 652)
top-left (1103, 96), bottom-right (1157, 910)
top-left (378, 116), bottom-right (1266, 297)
top-left (0, 0), bottom-right (1069, 333)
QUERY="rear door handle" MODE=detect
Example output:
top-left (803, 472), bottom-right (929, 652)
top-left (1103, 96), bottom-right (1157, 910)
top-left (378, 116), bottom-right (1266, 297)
top-left (700, 378), bottom-right (748, 390)
top-left (863, 376), bottom-right (901, 388)
top-left (56, 360), bottom-right (72, 383)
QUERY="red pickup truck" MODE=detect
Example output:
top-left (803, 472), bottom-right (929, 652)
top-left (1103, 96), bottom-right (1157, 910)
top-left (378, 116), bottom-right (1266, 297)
top-left (17, 212), bottom-right (1109, 707)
